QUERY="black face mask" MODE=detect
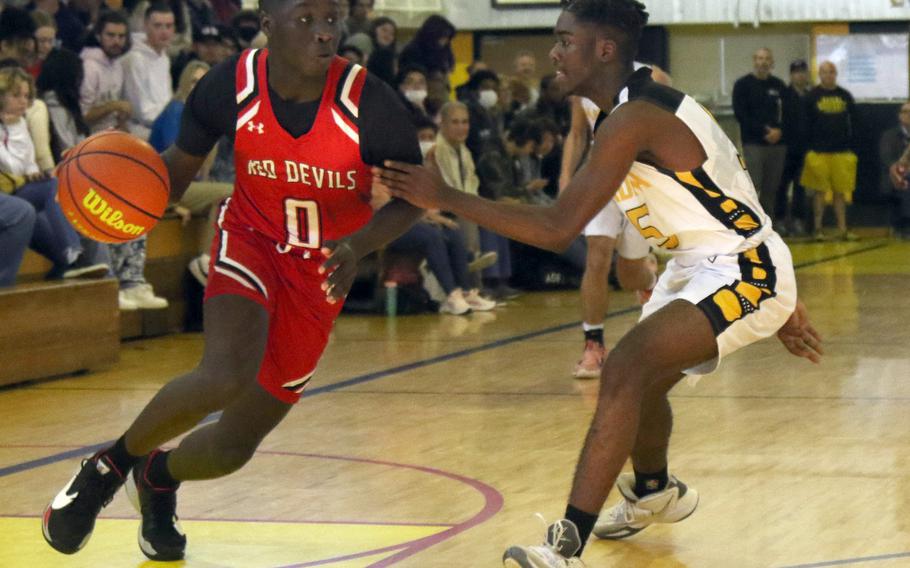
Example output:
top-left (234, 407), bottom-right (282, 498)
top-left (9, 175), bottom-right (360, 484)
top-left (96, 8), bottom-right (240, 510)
top-left (237, 26), bottom-right (259, 43)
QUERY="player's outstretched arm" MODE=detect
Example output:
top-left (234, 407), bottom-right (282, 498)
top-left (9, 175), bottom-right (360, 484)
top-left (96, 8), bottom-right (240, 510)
top-left (376, 106), bottom-right (645, 253)
top-left (161, 145), bottom-right (209, 204)
top-left (319, 198), bottom-right (423, 303)
top-left (776, 299), bottom-right (823, 363)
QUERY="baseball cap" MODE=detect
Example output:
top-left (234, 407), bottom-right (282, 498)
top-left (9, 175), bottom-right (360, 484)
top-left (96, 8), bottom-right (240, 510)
top-left (790, 59), bottom-right (808, 73)
top-left (193, 25), bottom-right (224, 43)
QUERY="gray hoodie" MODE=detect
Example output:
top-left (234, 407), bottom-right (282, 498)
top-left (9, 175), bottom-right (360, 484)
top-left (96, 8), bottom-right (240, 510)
top-left (79, 46), bottom-right (126, 134)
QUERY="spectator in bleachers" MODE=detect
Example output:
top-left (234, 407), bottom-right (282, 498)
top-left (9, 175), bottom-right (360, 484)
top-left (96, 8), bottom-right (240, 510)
top-left (0, 192), bottom-right (36, 287)
top-left (230, 9), bottom-right (259, 50)
top-left (0, 32), bottom-right (59, 176)
top-left (208, 0), bottom-right (238, 26)
top-left (122, 2), bottom-right (174, 140)
top-left (171, 24), bottom-right (226, 90)
top-left (0, 6), bottom-right (36, 68)
top-left (79, 10), bottom-right (131, 134)
top-left (461, 69), bottom-right (503, 162)
top-left (365, 16), bottom-right (397, 86)
top-left (373, 183), bottom-right (495, 315)
top-left (396, 64), bottom-right (430, 123)
top-left (513, 51), bottom-right (539, 106)
top-left (28, 0), bottom-right (85, 53)
top-left (345, 0), bottom-right (372, 37)
top-left (0, 66), bottom-right (107, 280)
top-left (733, 47), bottom-right (788, 218)
top-left (526, 73), bottom-right (571, 136)
top-left (127, 0), bottom-right (190, 56)
top-left (415, 115), bottom-right (436, 159)
top-left (801, 61), bottom-right (858, 241)
top-left (398, 15), bottom-right (455, 87)
top-left (339, 43), bottom-right (363, 65)
top-left (454, 59), bottom-right (488, 101)
top-left (502, 76), bottom-right (530, 129)
top-left (36, 47), bottom-right (89, 155)
top-left (427, 101), bottom-right (482, 256)
top-left (881, 101), bottom-right (910, 239)
top-left (27, 10), bottom-right (56, 78)
top-left (149, 60), bottom-right (207, 152)
top-left (777, 58), bottom-right (811, 236)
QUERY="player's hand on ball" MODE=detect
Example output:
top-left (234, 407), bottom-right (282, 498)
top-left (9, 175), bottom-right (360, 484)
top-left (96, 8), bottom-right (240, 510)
top-left (319, 239), bottom-right (358, 304)
top-left (777, 300), bottom-right (823, 363)
top-left (373, 161), bottom-right (449, 210)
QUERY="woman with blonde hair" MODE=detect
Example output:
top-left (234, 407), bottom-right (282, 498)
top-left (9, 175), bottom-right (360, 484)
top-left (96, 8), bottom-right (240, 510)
top-left (149, 60), bottom-right (210, 152)
top-left (0, 66), bottom-right (106, 280)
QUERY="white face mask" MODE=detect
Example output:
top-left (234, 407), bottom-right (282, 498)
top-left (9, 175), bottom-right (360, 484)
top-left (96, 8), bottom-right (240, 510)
top-left (478, 89), bottom-right (499, 109)
top-left (404, 89), bottom-right (428, 105)
top-left (419, 140), bottom-right (435, 158)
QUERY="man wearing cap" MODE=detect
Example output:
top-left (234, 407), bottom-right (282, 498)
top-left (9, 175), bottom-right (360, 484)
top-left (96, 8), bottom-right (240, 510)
top-left (172, 24), bottom-right (227, 90)
top-left (733, 47), bottom-right (789, 222)
top-left (777, 59), bottom-right (812, 236)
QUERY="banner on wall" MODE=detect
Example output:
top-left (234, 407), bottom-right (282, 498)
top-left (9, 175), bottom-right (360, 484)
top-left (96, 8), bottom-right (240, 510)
top-left (815, 34), bottom-right (909, 100)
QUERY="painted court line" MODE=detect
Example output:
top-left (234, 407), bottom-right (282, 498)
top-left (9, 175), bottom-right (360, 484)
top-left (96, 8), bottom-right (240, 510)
top-left (779, 551), bottom-right (910, 567)
top-left (0, 241), bottom-right (890, 479)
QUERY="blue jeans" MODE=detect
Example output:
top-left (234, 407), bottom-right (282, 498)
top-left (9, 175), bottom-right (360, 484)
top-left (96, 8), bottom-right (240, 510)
top-left (480, 228), bottom-right (512, 280)
top-left (0, 193), bottom-right (37, 287)
top-left (389, 222), bottom-right (471, 294)
top-left (15, 179), bottom-right (81, 270)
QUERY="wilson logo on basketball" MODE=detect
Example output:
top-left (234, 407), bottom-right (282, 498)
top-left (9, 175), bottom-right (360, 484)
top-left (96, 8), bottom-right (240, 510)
top-left (82, 188), bottom-right (146, 236)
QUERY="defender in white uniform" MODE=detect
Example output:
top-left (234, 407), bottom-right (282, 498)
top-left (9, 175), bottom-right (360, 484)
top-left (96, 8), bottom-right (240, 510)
top-left (375, 1), bottom-right (822, 565)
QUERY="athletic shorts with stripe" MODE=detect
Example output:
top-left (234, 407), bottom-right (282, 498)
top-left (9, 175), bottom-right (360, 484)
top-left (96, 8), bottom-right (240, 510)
top-left (641, 231), bottom-right (796, 377)
top-left (204, 224), bottom-right (343, 404)
top-left (583, 199), bottom-right (651, 259)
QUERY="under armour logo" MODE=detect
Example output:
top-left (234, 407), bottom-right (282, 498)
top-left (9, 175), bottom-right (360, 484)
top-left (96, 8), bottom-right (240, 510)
top-left (247, 121), bottom-right (264, 134)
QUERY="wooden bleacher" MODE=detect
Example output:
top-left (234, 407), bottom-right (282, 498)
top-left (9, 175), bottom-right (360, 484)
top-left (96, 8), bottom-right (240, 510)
top-left (16, 215), bottom-right (208, 340)
top-left (0, 279), bottom-right (119, 387)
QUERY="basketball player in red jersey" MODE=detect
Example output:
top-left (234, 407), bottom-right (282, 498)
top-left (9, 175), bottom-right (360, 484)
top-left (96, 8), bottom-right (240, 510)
top-left (42, 0), bottom-right (423, 561)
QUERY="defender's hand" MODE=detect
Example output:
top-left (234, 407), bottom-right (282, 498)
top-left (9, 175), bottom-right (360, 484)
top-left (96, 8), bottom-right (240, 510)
top-left (777, 300), bottom-right (823, 363)
top-left (319, 239), bottom-right (359, 304)
top-left (373, 160), bottom-right (450, 210)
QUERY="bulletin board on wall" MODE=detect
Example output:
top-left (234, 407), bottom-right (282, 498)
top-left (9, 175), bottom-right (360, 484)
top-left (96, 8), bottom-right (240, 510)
top-left (814, 34), bottom-right (909, 100)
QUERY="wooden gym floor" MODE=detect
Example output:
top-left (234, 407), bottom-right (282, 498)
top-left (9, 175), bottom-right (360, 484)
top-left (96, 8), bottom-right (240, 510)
top-left (1, 238), bottom-right (908, 568)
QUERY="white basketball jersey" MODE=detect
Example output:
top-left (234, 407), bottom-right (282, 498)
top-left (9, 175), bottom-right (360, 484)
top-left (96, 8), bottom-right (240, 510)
top-left (580, 62), bottom-right (648, 133)
top-left (608, 68), bottom-right (772, 265)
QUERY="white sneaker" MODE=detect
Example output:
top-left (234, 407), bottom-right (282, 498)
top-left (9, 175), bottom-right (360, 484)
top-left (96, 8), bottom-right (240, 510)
top-left (439, 289), bottom-right (471, 315)
top-left (503, 518), bottom-right (586, 568)
top-left (121, 284), bottom-right (168, 310)
top-left (118, 290), bottom-right (139, 311)
top-left (465, 289), bottom-right (496, 311)
top-left (188, 254), bottom-right (210, 287)
top-left (593, 472), bottom-right (699, 540)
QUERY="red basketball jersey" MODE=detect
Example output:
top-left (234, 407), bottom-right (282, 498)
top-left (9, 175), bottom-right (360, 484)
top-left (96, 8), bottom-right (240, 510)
top-left (225, 49), bottom-right (373, 250)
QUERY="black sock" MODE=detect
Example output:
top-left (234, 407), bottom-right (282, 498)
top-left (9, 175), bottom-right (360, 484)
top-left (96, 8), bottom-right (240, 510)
top-left (144, 450), bottom-right (180, 490)
top-left (564, 504), bottom-right (598, 556)
top-left (583, 328), bottom-right (604, 345)
top-left (98, 435), bottom-right (140, 478)
top-left (634, 466), bottom-right (669, 497)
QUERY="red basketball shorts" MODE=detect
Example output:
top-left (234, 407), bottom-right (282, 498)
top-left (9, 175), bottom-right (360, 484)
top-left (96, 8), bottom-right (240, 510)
top-left (204, 224), bottom-right (343, 404)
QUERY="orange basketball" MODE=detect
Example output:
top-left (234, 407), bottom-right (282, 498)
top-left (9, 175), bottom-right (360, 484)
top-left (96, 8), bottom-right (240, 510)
top-left (56, 131), bottom-right (170, 244)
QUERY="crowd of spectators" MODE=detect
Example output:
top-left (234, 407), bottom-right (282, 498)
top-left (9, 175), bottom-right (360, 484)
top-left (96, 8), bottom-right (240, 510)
top-left (3, 0), bottom-right (907, 319)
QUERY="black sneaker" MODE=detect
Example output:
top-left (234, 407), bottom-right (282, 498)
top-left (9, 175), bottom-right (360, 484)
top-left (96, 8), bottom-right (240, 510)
top-left (62, 253), bottom-right (109, 279)
top-left (42, 453), bottom-right (127, 554)
top-left (125, 452), bottom-right (186, 561)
